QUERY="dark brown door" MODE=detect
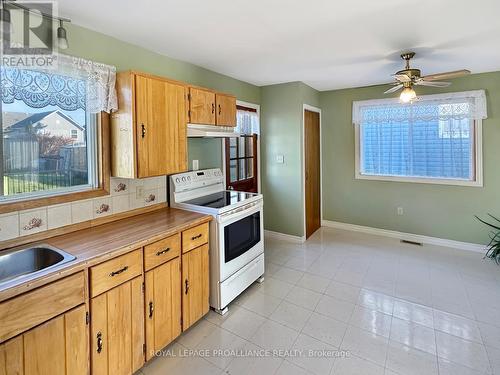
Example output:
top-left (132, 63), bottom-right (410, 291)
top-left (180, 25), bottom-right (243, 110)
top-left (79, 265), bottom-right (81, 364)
top-left (225, 134), bottom-right (258, 193)
top-left (305, 110), bottom-right (321, 238)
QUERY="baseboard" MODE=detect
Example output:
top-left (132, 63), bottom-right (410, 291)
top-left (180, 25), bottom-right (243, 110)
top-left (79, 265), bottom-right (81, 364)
top-left (321, 220), bottom-right (485, 253)
top-left (264, 230), bottom-right (306, 243)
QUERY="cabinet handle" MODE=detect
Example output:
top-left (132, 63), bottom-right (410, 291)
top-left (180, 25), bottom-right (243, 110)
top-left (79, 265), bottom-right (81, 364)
top-left (96, 332), bottom-right (103, 354)
top-left (212, 103), bottom-right (215, 114)
top-left (149, 301), bottom-right (154, 319)
top-left (109, 266), bottom-right (128, 277)
top-left (218, 104), bottom-right (221, 115)
top-left (156, 247), bottom-right (170, 256)
top-left (141, 124), bottom-right (146, 138)
top-left (185, 279), bottom-right (189, 294)
top-left (191, 234), bottom-right (202, 241)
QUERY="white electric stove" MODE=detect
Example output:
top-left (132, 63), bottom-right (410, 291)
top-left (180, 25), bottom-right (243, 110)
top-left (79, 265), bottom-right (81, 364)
top-left (169, 168), bottom-right (264, 314)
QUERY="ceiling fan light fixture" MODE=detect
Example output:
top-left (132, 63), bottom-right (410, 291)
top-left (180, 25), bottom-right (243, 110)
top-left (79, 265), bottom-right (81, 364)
top-left (400, 87), bottom-right (417, 103)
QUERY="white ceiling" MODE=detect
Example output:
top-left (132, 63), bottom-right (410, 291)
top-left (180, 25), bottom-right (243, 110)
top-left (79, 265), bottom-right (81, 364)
top-left (59, 0), bottom-right (500, 91)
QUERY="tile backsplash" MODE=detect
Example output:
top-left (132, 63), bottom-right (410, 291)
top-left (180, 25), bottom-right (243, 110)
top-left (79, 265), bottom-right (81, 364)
top-left (0, 176), bottom-right (167, 243)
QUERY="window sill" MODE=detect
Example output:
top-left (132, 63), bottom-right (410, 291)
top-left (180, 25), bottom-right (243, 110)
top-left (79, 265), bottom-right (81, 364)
top-left (0, 187), bottom-right (110, 215)
top-left (354, 173), bottom-right (483, 187)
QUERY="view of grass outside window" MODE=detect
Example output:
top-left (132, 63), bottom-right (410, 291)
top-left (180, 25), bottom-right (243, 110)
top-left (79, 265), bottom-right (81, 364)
top-left (1, 68), bottom-right (97, 201)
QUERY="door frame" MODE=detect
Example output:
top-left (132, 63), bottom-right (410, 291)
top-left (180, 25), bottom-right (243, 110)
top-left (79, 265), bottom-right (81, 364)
top-left (302, 104), bottom-right (323, 239)
top-left (221, 100), bottom-right (261, 193)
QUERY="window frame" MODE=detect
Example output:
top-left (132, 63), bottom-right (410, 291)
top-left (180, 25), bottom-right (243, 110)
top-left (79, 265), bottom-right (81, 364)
top-left (354, 118), bottom-right (483, 187)
top-left (0, 112), bottom-right (110, 214)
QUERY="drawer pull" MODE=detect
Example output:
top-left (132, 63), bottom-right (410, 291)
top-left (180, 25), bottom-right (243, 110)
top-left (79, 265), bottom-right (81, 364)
top-left (109, 266), bottom-right (128, 277)
top-left (156, 248), bottom-right (170, 256)
top-left (96, 332), bottom-right (103, 354)
top-left (191, 234), bottom-right (202, 241)
top-left (149, 301), bottom-right (154, 319)
top-left (185, 279), bottom-right (189, 294)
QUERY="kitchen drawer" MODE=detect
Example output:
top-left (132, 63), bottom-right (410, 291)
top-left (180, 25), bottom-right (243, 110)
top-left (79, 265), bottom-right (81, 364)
top-left (0, 272), bottom-right (85, 343)
top-left (90, 249), bottom-right (143, 297)
top-left (144, 233), bottom-right (181, 271)
top-left (182, 223), bottom-right (209, 253)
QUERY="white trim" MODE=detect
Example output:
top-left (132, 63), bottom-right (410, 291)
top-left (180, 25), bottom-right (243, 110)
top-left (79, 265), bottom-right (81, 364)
top-left (264, 230), bottom-right (306, 243)
top-left (321, 220), bottom-right (485, 253)
top-left (302, 104), bottom-right (323, 239)
top-left (354, 120), bottom-right (484, 187)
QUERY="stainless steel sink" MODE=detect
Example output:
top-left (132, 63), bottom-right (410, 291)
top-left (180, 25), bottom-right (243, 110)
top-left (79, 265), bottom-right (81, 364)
top-left (0, 244), bottom-right (76, 289)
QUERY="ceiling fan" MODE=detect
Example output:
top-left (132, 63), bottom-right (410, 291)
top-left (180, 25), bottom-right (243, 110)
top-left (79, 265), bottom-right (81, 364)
top-left (384, 52), bottom-right (471, 103)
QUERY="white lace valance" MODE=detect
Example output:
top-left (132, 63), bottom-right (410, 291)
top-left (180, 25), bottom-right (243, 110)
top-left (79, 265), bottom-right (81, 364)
top-left (1, 53), bottom-right (117, 113)
top-left (352, 90), bottom-right (487, 125)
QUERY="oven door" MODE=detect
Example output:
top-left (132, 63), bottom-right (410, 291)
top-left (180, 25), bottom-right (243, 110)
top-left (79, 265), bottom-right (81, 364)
top-left (218, 200), bottom-right (263, 281)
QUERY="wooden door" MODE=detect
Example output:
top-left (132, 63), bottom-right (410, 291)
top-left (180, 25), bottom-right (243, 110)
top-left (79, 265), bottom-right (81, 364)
top-left (216, 94), bottom-right (236, 127)
top-left (304, 110), bottom-right (321, 238)
top-left (91, 277), bottom-right (144, 375)
top-left (225, 134), bottom-right (258, 192)
top-left (0, 305), bottom-right (88, 375)
top-left (182, 244), bottom-right (209, 330)
top-left (144, 258), bottom-right (181, 360)
top-left (135, 75), bottom-right (187, 178)
top-left (189, 87), bottom-right (216, 125)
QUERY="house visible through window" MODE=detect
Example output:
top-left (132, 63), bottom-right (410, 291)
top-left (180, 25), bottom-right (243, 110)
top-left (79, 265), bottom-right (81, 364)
top-left (1, 67), bottom-right (98, 201)
top-left (353, 91), bottom-right (487, 186)
top-left (225, 105), bottom-right (259, 192)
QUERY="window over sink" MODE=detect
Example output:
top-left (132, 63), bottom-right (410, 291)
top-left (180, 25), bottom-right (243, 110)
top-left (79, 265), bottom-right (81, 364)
top-left (0, 54), bottom-right (117, 212)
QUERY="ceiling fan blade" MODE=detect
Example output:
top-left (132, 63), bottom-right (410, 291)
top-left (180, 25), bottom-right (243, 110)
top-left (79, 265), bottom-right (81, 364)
top-left (415, 80), bottom-right (451, 87)
top-left (384, 84), bottom-right (403, 94)
top-left (422, 69), bottom-right (471, 81)
top-left (393, 74), bottom-right (411, 82)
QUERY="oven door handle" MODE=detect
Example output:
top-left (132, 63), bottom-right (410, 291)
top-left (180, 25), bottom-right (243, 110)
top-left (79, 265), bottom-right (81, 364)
top-left (218, 201), bottom-right (262, 224)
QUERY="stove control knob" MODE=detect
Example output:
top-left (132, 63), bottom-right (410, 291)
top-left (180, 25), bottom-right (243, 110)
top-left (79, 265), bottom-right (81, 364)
top-left (175, 178), bottom-right (180, 183)
top-left (182, 177), bottom-right (186, 182)
top-left (187, 176), bottom-right (191, 181)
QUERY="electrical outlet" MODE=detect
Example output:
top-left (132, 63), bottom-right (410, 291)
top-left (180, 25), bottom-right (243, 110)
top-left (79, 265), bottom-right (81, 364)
top-left (397, 207), bottom-right (404, 216)
top-left (136, 185), bottom-right (144, 199)
top-left (193, 159), bottom-right (199, 170)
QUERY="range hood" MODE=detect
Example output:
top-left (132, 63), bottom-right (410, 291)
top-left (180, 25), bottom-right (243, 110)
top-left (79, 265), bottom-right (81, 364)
top-left (187, 124), bottom-right (240, 138)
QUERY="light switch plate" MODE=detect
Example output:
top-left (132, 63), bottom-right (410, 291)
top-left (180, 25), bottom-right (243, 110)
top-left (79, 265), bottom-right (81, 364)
top-left (193, 159), bottom-right (199, 170)
top-left (276, 155), bottom-right (284, 164)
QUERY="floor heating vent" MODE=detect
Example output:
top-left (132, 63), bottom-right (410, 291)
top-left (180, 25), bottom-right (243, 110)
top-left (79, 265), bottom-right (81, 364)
top-left (400, 239), bottom-right (423, 246)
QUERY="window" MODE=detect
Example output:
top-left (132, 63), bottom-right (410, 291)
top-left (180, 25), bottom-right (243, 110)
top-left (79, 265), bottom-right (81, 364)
top-left (353, 91), bottom-right (487, 186)
top-left (224, 104), bottom-right (259, 192)
top-left (0, 55), bottom-right (117, 210)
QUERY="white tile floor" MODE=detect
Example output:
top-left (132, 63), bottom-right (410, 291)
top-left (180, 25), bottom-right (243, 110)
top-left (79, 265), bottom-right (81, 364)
top-left (139, 227), bottom-right (500, 375)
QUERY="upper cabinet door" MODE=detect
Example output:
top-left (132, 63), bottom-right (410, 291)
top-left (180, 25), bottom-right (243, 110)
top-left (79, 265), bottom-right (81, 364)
top-left (216, 94), bottom-right (237, 127)
top-left (135, 75), bottom-right (187, 178)
top-left (188, 87), bottom-right (216, 125)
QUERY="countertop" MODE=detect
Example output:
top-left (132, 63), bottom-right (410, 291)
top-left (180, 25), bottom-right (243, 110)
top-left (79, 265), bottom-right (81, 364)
top-left (0, 207), bottom-right (212, 302)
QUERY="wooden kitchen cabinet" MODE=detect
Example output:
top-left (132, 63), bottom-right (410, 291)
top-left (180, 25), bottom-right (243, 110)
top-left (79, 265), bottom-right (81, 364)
top-left (111, 71), bottom-right (188, 178)
top-left (144, 258), bottom-right (181, 360)
top-left (215, 93), bottom-right (237, 127)
top-left (91, 276), bottom-right (144, 375)
top-left (188, 87), bottom-right (216, 125)
top-left (182, 244), bottom-right (209, 330)
top-left (0, 305), bottom-right (88, 375)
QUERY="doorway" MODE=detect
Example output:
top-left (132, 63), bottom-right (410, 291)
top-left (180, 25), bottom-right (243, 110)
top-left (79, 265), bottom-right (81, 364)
top-left (304, 108), bottom-right (321, 239)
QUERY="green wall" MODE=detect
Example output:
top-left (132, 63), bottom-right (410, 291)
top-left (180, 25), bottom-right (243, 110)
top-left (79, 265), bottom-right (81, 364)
top-left (64, 23), bottom-right (260, 170)
top-left (260, 82), bottom-right (319, 237)
top-left (320, 72), bottom-right (500, 244)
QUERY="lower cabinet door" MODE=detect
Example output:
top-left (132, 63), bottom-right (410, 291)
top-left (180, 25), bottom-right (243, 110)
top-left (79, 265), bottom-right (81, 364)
top-left (91, 276), bottom-right (144, 375)
top-left (144, 257), bottom-right (181, 360)
top-left (0, 305), bottom-right (89, 375)
top-left (182, 244), bottom-right (209, 330)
